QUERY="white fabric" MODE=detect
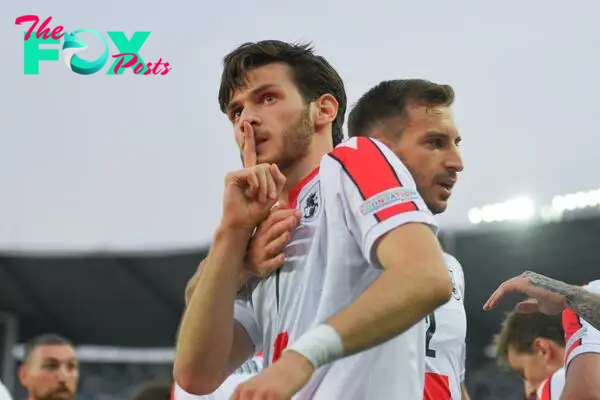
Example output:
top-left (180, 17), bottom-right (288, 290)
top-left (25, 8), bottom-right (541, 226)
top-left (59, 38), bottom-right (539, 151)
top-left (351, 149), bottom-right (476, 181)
top-left (536, 367), bottom-right (565, 400)
top-left (423, 253), bottom-right (467, 400)
top-left (0, 380), bottom-right (12, 400)
top-left (233, 137), bottom-right (438, 400)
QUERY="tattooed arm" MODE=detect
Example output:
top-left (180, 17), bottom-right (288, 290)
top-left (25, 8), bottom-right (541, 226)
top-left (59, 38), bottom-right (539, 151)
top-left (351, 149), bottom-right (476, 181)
top-left (483, 271), bottom-right (600, 331)
top-left (525, 272), bottom-right (600, 331)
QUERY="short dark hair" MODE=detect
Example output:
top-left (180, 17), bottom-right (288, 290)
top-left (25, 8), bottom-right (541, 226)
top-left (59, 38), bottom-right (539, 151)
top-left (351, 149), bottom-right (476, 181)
top-left (347, 79), bottom-right (455, 138)
top-left (23, 333), bottom-right (74, 364)
top-left (132, 380), bottom-right (172, 400)
top-left (494, 311), bottom-right (565, 370)
top-left (218, 40), bottom-right (347, 146)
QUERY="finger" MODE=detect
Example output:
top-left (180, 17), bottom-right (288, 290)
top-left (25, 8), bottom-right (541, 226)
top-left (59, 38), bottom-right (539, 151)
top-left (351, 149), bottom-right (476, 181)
top-left (482, 277), bottom-right (524, 310)
top-left (242, 121), bottom-right (257, 168)
top-left (265, 230), bottom-right (292, 256)
top-left (256, 166), bottom-right (269, 203)
top-left (246, 171), bottom-right (259, 198)
top-left (271, 164), bottom-right (286, 192)
top-left (261, 254), bottom-right (286, 273)
top-left (265, 216), bottom-right (298, 245)
top-left (482, 284), bottom-right (509, 311)
top-left (266, 165), bottom-right (278, 201)
top-left (260, 209), bottom-right (300, 234)
top-left (515, 299), bottom-right (540, 314)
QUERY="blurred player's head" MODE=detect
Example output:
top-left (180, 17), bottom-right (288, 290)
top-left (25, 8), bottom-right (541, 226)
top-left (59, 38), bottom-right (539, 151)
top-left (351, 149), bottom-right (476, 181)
top-left (218, 40), bottom-right (346, 172)
top-left (18, 334), bottom-right (78, 400)
top-left (348, 79), bottom-right (463, 214)
top-left (133, 380), bottom-right (172, 400)
top-left (494, 311), bottom-right (565, 400)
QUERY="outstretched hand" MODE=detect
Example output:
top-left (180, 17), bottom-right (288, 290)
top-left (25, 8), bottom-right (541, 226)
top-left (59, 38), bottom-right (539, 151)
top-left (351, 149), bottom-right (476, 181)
top-left (483, 271), bottom-right (567, 315)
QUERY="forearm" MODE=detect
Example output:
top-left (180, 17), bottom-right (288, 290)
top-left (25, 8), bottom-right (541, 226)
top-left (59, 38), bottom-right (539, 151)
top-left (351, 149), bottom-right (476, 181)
top-left (174, 226), bottom-right (252, 392)
top-left (527, 273), bottom-right (600, 331)
top-left (565, 287), bottom-right (600, 331)
top-left (326, 266), bottom-right (451, 356)
top-left (184, 258), bottom-right (252, 306)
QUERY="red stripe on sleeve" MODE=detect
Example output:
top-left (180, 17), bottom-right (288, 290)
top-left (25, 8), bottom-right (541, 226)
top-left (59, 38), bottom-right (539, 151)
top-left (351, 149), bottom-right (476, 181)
top-left (563, 307), bottom-right (583, 361)
top-left (329, 137), bottom-right (418, 221)
top-left (423, 372), bottom-right (451, 400)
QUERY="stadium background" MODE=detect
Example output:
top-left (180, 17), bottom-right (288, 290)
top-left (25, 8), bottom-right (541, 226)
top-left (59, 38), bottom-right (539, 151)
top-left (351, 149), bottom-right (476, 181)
top-left (3, 0), bottom-right (600, 398)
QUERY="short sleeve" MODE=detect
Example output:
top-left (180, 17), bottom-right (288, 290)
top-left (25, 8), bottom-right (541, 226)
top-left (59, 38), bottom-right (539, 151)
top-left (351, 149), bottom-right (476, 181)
top-left (327, 137), bottom-right (437, 265)
top-left (234, 300), bottom-right (263, 353)
top-left (563, 280), bottom-right (600, 369)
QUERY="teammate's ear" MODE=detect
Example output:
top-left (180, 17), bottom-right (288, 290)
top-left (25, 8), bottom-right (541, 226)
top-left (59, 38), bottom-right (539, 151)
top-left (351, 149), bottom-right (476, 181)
top-left (533, 338), bottom-right (548, 357)
top-left (314, 94), bottom-right (338, 130)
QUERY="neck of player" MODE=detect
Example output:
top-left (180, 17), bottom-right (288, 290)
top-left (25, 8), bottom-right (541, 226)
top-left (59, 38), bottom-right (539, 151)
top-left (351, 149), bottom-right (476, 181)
top-left (280, 146), bottom-right (328, 203)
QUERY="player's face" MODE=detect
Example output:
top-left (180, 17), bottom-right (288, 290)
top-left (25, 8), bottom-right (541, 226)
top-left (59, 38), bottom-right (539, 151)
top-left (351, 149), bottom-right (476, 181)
top-left (19, 345), bottom-right (79, 400)
top-left (226, 63), bottom-right (314, 171)
top-left (387, 104), bottom-right (463, 214)
top-left (507, 346), bottom-right (557, 400)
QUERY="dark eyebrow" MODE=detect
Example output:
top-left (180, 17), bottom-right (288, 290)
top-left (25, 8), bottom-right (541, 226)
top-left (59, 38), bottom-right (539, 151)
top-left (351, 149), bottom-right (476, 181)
top-left (226, 84), bottom-right (281, 113)
top-left (424, 130), bottom-right (462, 144)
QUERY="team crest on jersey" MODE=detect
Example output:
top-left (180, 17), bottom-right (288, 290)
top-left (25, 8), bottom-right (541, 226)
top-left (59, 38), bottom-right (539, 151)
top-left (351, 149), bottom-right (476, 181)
top-left (299, 182), bottom-right (321, 223)
top-left (448, 268), bottom-right (461, 301)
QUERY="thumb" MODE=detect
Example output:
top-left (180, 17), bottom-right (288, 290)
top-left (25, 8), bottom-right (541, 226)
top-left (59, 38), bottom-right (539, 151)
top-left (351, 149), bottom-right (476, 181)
top-left (515, 299), bottom-right (540, 314)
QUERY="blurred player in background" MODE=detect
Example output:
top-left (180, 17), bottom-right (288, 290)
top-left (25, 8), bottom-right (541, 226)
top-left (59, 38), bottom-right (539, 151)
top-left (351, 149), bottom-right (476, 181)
top-left (18, 334), bottom-right (78, 400)
top-left (175, 40), bottom-right (453, 400)
top-left (133, 380), bottom-right (172, 400)
top-left (485, 272), bottom-right (600, 399)
top-left (493, 311), bottom-right (565, 399)
top-left (346, 79), bottom-right (468, 400)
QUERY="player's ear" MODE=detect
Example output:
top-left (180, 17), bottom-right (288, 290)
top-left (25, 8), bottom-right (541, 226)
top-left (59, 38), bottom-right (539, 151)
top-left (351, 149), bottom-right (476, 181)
top-left (533, 338), bottom-right (549, 357)
top-left (313, 94), bottom-right (338, 130)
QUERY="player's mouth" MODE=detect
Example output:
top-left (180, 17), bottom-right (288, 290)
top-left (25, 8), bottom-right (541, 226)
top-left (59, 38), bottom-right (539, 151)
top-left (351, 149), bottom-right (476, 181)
top-left (437, 179), bottom-right (456, 198)
top-left (255, 137), bottom-right (269, 153)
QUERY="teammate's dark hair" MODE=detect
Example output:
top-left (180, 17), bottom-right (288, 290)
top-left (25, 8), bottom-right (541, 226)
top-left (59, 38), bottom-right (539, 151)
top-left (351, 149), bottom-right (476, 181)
top-left (493, 311), bottom-right (565, 370)
top-left (218, 40), bottom-right (347, 146)
top-left (347, 79), bottom-right (454, 138)
top-left (23, 333), bottom-right (74, 364)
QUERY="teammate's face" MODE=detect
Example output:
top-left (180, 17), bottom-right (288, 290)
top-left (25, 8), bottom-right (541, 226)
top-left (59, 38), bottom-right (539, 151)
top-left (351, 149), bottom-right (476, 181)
top-left (226, 63), bottom-right (314, 171)
top-left (384, 104), bottom-right (463, 214)
top-left (507, 344), bottom-right (560, 400)
top-left (19, 345), bottom-right (78, 400)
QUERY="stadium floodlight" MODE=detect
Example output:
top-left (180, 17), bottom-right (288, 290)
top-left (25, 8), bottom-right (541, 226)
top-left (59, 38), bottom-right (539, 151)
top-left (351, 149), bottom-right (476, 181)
top-left (468, 196), bottom-right (536, 224)
top-left (552, 189), bottom-right (600, 212)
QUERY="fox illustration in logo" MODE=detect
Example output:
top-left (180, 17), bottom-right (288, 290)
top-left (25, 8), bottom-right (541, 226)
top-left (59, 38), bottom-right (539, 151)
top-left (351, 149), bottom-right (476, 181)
top-left (62, 29), bottom-right (109, 75)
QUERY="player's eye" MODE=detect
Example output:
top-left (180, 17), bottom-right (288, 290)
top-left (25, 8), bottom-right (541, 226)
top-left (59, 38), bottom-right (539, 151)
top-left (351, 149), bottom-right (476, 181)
top-left (230, 109), bottom-right (242, 121)
top-left (262, 94), bottom-right (276, 104)
top-left (427, 138), bottom-right (444, 148)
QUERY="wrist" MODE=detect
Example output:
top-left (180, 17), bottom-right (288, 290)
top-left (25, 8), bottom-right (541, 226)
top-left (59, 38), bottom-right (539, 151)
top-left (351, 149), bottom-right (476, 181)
top-left (214, 223), bottom-right (253, 245)
top-left (284, 324), bottom-right (345, 370)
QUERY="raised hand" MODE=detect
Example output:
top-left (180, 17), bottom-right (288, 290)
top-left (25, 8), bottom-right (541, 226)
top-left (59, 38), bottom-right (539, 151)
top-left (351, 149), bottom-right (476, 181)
top-left (245, 202), bottom-right (302, 277)
top-left (221, 122), bottom-right (286, 233)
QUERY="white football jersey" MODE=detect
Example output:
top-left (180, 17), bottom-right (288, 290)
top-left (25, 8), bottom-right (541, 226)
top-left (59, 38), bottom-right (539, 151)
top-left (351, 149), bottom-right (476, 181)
top-left (536, 367), bottom-right (565, 400)
top-left (0, 380), bottom-right (11, 400)
top-left (234, 137), bottom-right (438, 399)
top-left (172, 355), bottom-right (263, 400)
top-left (563, 279), bottom-right (600, 369)
top-left (423, 253), bottom-right (467, 400)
